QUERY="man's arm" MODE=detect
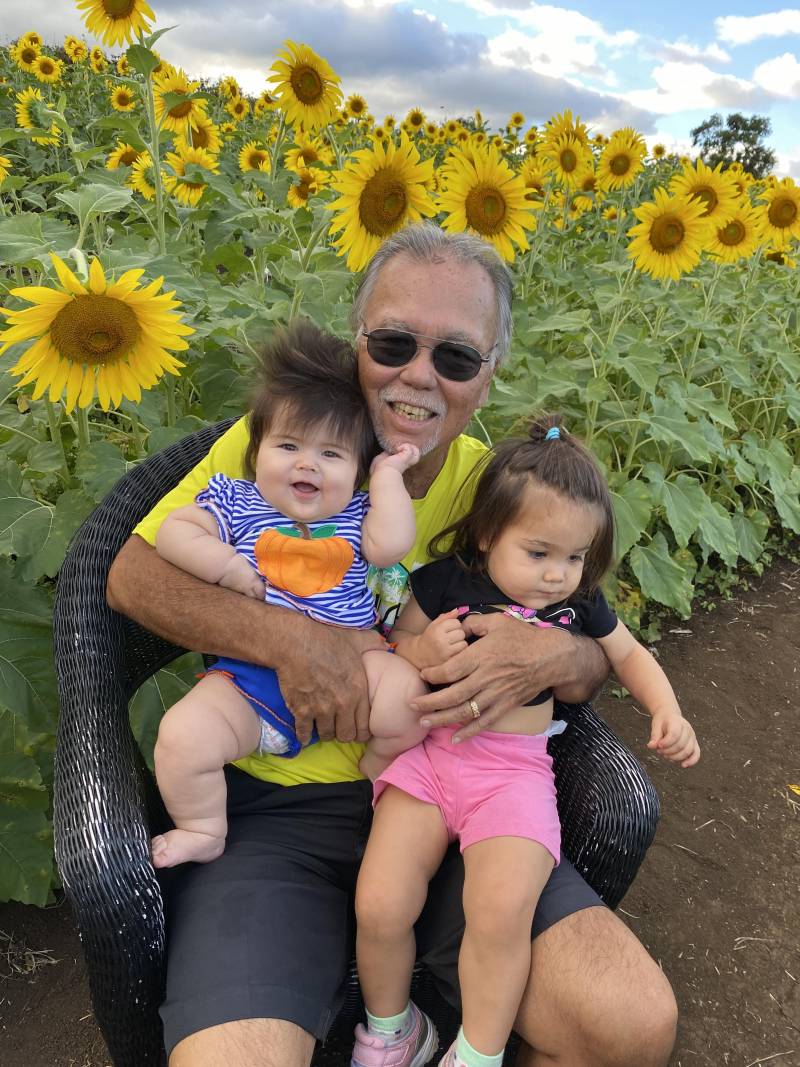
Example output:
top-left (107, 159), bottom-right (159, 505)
top-left (408, 613), bottom-right (609, 741)
top-left (107, 535), bottom-right (384, 743)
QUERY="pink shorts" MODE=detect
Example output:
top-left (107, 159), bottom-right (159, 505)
top-left (374, 726), bottom-right (560, 865)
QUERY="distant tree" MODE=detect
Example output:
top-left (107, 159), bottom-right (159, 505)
top-left (690, 112), bottom-right (776, 178)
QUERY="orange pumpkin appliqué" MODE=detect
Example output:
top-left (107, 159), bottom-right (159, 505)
top-left (254, 522), bottom-right (354, 597)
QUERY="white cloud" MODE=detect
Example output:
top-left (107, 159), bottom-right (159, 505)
top-left (486, 27), bottom-right (618, 86)
top-left (626, 60), bottom-right (774, 115)
top-left (656, 39), bottom-right (731, 64)
top-left (775, 145), bottom-right (800, 177)
top-left (716, 10), bottom-right (800, 46)
top-left (753, 52), bottom-right (800, 96)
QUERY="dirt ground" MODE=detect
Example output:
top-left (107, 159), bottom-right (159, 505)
top-left (0, 556), bottom-right (798, 1067)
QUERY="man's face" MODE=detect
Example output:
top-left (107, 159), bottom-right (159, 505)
top-left (356, 253), bottom-right (497, 463)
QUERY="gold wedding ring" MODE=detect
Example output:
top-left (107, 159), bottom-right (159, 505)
top-left (468, 698), bottom-right (481, 719)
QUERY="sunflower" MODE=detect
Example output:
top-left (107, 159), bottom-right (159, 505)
top-left (226, 96), bottom-right (250, 122)
top-left (127, 152), bottom-right (159, 200)
top-left (89, 48), bottom-right (108, 74)
top-left (287, 166), bottom-right (329, 209)
top-left (32, 55), bottom-right (63, 85)
top-left (383, 114), bottom-right (396, 131)
top-left (106, 141), bottom-right (141, 169)
top-left (757, 178), bottom-right (800, 249)
top-left (542, 109), bottom-right (590, 148)
top-left (443, 120), bottom-right (459, 139)
top-left (116, 55), bottom-right (130, 76)
top-left (219, 121), bottom-right (236, 137)
top-left (154, 69), bottom-right (208, 134)
top-left (490, 135), bottom-right (504, 150)
top-left (20, 31), bottom-right (43, 49)
top-left (472, 131), bottom-right (487, 147)
top-left (254, 91), bottom-right (278, 117)
top-left (0, 253), bottom-right (191, 412)
top-left (284, 132), bottom-right (334, 173)
top-left (541, 133), bottom-right (594, 189)
top-left (519, 157), bottom-right (550, 202)
top-left (425, 123), bottom-right (438, 139)
top-left (437, 145), bottom-right (538, 263)
top-left (268, 40), bottom-right (342, 130)
top-left (327, 132), bottom-right (435, 272)
top-left (75, 0), bottom-right (155, 47)
top-left (175, 114), bottom-right (222, 156)
top-left (218, 76), bottom-right (241, 100)
top-left (706, 201), bottom-right (764, 263)
top-left (15, 88), bottom-right (60, 146)
top-left (110, 85), bottom-right (137, 112)
top-left (238, 141), bottom-right (271, 173)
top-left (0, 157), bottom-right (11, 183)
top-left (628, 187), bottom-right (711, 281)
top-left (597, 128), bottom-right (646, 192)
top-left (603, 205), bottom-right (623, 223)
top-left (405, 108), bottom-right (426, 132)
top-left (346, 93), bottom-right (368, 120)
top-left (64, 35), bottom-right (82, 57)
top-left (524, 127), bottom-right (538, 148)
top-left (372, 126), bottom-right (387, 143)
top-left (765, 249), bottom-right (797, 268)
top-left (509, 111), bottom-right (525, 129)
top-left (669, 159), bottom-right (739, 223)
top-left (651, 143), bottom-right (666, 159)
top-left (162, 146), bottom-right (220, 207)
top-left (11, 41), bottom-right (41, 73)
top-left (455, 127), bottom-right (470, 145)
top-left (68, 41), bottom-right (89, 63)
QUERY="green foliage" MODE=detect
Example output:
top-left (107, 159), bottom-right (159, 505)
top-left (690, 112), bottom-right (777, 179)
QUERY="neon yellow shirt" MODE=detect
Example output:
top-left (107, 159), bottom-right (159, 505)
top-left (134, 417), bottom-right (487, 786)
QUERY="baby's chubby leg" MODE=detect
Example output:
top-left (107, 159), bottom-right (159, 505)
top-left (151, 673), bottom-right (262, 868)
top-left (358, 649), bottom-right (428, 781)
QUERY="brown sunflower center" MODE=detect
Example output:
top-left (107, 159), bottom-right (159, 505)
top-left (192, 125), bottom-right (211, 149)
top-left (559, 148), bottom-right (578, 173)
top-left (295, 181), bottom-right (312, 201)
top-left (465, 184), bottom-right (507, 236)
top-left (117, 90), bottom-right (132, 105)
top-left (768, 196), bottom-right (797, 229)
top-left (351, 99), bottom-right (365, 114)
top-left (21, 47), bottom-right (38, 64)
top-left (50, 294), bottom-right (140, 366)
top-left (39, 58), bottom-right (55, 74)
top-left (610, 153), bottom-right (631, 176)
top-left (691, 185), bottom-right (717, 215)
top-left (581, 175), bottom-right (596, 192)
top-left (358, 168), bottom-right (408, 236)
top-left (718, 220), bottom-right (746, 247)
top-left (290, 64), bottom-right (324, 105)
top-left (119, 147), bottom-right (139, 165)
top-left (300, 146), bottom-right (320, 165)
top-left (248, 150), bottom-right (268, 168)
top-left (102, 0), bottom-right (136, 17)
top-left (650, 214), bottom-right (685, 252)
top-left (766, 250), bottom-right (786, 265)
top-left (409, 113), bottom-right (423, 128)
top-left (169, 97), bottom-right (193, 119)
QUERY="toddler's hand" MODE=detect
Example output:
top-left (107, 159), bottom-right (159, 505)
top-left (421, 609), bottom-right (468, 665)
top-left (219, 555), bottom-right (266, 599)
top-left (370, 443), bottom-right (421, 476)
top-left (647, 711), bottom-right (700, 768)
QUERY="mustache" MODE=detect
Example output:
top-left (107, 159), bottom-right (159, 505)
top-left (379, 387), bottom-right (446, 416)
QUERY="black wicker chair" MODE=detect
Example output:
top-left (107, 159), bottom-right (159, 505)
top-left (53, 420), bottom-right (660, 1067)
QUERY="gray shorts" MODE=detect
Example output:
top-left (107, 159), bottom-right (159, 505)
top-left (159, 767), bottom-right (603, 1055)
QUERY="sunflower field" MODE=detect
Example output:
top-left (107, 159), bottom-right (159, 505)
top-left (0, 3), bottom-right (799, 904)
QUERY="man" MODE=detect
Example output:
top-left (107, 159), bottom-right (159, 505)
top-left (107, 223), bottom-right (677, 1066)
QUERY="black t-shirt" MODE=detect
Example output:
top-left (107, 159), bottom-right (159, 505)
top-left (409, 556), bottom-right (618, 706)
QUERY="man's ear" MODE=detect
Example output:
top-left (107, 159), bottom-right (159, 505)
top-left (477, 368), bottom-right (493, 408)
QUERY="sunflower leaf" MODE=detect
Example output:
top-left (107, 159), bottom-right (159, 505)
top-left (0, 795), bottom-right (54, 906)
top-left (54, 183), bottom-right (133, 229)
top-left (629, 534), bottom-right (693, 616)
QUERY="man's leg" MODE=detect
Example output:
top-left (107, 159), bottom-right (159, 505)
top-left (416, 852), bottom-right (677, 1067)
top-left (160, 769), bottom-right (373, 1067)
top-left (513, 906), bottom-right (677, 1067)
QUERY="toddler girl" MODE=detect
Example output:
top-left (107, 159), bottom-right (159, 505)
top-left (151, 320), bottom-right (429, 868)
top-left (352, 415), bottom-right (700, 1067)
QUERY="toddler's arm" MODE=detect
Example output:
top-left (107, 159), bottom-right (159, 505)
top-left (392, 597), bottom-right (467, 670)
top-left (156, 504), bottom-right (264, 599)
top-left (598, 622), bottom-right (700, 767)
top-left (360, 444), bottom-right (420, 567)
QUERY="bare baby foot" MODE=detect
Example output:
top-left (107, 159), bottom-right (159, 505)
top-left (151, 829), bottom-right (225, 868)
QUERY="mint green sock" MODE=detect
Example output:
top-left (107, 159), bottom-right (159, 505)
top-left (366, 1003), bottom-right (412, 1040)
top-left (455, 1026), bottom-right (504, 1067)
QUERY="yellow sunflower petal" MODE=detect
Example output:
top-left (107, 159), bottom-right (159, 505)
top-left (64, 362), bottom-right (84, 412)
top-left (88, 257), bottom-right (107, 294)
top-left (50, 254), bottom-right (87, 296)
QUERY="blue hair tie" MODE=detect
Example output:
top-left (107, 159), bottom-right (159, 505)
top-left (545, 426), bottom-right (561, 441)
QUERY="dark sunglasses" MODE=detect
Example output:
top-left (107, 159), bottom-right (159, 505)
top-left (361, 328), bottom-right (493, 382)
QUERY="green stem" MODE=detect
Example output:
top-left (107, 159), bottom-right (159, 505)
top-left (75, 405), bottom-right (91, 451)
top-left (143, 73), bottom-right (167, 256)
top-left (164, 374), bottom-right (176, 427)
top-left (44, 400), bottom-right (70, 481)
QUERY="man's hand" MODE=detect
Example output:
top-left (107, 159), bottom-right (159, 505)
top-left (218, 555), bottom-right (266, 599)
top-left (647, 710), bottom-right (700, 768)
top-left (275, 623), bottom-right (387, 745)
top-left (410, 613), bottom-right (601, 742)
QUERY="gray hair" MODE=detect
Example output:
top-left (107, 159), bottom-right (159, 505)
top-left (350, 223), bottom-right (514, 365)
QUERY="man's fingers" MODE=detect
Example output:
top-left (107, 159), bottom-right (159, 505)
top-left (420, 648), bottom-right (475, 686)
top-left (353, 691), bottom-right (371, 743)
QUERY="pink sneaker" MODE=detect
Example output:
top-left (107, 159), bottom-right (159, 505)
top-left (350, 1003), bottom-right (439, 1067)
top-left (437, 1043), bottom-right (458, 1066)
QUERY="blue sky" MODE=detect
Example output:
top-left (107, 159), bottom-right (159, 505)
top-left (4, 1), bottom-right (800, 175)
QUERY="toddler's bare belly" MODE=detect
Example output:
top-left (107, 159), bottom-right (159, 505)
top-left (487, 697), bottom-right (555, 736)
